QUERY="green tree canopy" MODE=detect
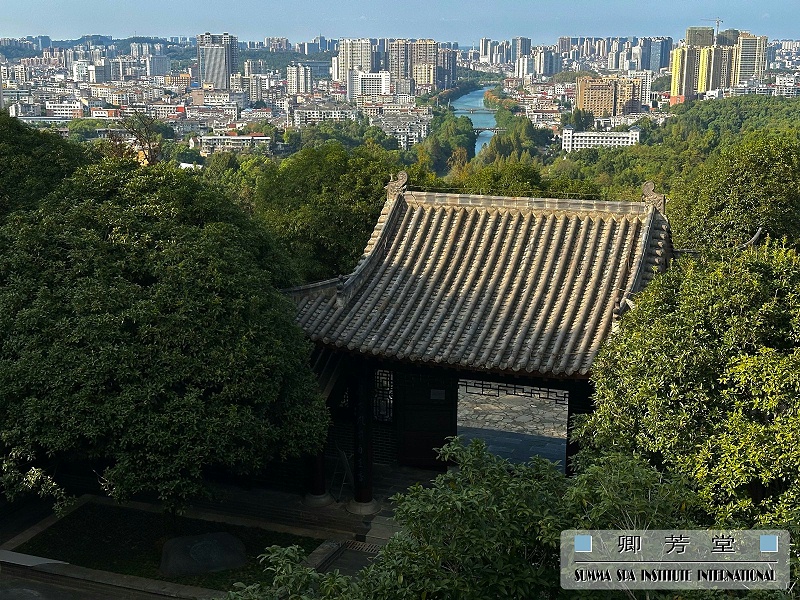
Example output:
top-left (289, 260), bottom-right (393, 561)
top-left (418, 111), bottom-right (477, 175)
top-left (575, 243), bottom-right (800, 527)
top-left (252, 142), bottom-right (406, 282)
top-left (668, 134), bottom-right (800, 250)
top-left (560, 108), bottom-right (594, 132)
top-left (0, 160), bottom-right (328, 510)
top-left (0, 113), bottom-right (88, 221)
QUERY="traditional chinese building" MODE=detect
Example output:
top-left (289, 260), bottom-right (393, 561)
top-left (288, 173), bottom-right (672, 513)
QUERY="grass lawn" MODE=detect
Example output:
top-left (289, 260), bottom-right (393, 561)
top-left (15, 501), bottom-right (324, 592)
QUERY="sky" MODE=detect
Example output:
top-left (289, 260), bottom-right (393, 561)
top-left (1, 0), bottom-right (798, 44)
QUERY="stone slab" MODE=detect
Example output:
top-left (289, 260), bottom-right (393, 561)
top-left (159, 532), bottom-right (246, 577)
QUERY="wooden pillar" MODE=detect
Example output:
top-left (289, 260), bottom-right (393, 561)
top-left (564, 379), bottom-right (594, 476)
top-left (303, 451), bottom-right (333, 507)
top-left (347, 359), bottom-right (379, 514)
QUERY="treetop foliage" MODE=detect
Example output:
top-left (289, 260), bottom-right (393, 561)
top-left (0, 159), bottom-right (328, 510)
top-left (576, 242), bottom-right (800, 527)
top-left (668, 134), bottom-right (800, 250)
top-left (0, 112), bottom-right (88, 221)
top-left (545, 95), bottom-right (800, 201)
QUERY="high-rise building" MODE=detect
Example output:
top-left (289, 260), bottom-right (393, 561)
top-left (287, 63), bottom-right (313, 94)
top-left (511, 37), bottom-right (532, 62)
top-left (388, 39), bottom-right (412, 81)
top-left (716, 29), bottom-right (740, 47)
top-left (515, 56), bottom-right (534, 79)
top-left (492, 41), bottom-right (511, 64)
top-left (697, 46), bottom-right (735, 92)
top-left (197, 32), bottom-right (238, 89)
top-left (412, 39), bottom-right (438, 67)
top-left (479, 37), bottom-right (492, 62)
top-left (412, 39), bottom-right (438, 89)
top-left (576, 74), bottom-right (647, 117)
top-left (733, 32), bottom-right (768, 84)
top-left (670, 46), bottom-right (700, 101)
top-left (146, 55), bottom-right (171, 77)
top-left (533, 46), bottom-right (562, 77)
top-left (648, 37), bottom-right (673, 71)
top-left (436, 48), bottom-right (458, 90)
top-left (336, 38), bottom-right (374, 82)
top-left (685, 27), bottom-right (714, 47)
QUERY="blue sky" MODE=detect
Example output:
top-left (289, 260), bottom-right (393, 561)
top-left (2, 0), bottom-right (797, 44)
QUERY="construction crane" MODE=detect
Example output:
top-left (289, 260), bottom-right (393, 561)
top-left (702, 18), bottom-right (724, 42)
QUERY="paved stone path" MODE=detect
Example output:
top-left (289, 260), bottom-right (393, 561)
top-left (457, 382), bottom-right (568, 437)
top-left (457, 381), bottom-right (568, 468)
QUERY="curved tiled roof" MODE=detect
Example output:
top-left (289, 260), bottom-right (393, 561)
top-left (288, 184), bottom-right (671, 378)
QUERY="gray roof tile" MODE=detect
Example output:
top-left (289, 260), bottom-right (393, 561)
top-left (287, 188), bottom-right (671, 377)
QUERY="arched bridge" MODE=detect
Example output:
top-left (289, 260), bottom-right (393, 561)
top-left (473, 127), bottom-right (506, 134)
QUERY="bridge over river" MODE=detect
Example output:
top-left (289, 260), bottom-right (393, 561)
top-left (451, 87), bottom-right (502, 155)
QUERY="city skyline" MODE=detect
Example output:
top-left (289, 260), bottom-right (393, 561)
top-left (1, 0), bottom-right (798, 45)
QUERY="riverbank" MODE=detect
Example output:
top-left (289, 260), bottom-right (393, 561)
top-left (451, 86), bottom-right (498, 157)
top-left (421, 79), bottom-right (482, 106)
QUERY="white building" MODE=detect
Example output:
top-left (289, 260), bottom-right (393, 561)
top-left (188, 134), bottom-right (271, 156)
top-left (293, 101), bottom-right (358, 127)
top-left (45, 99), bottom-right (84, 118)
top-left (336, 38), bottom-right (373, 82)
top-left (347, 69), bottom-right (391, 102)
top-left (562, 126), bottom-right (640, 153)
top-left (287, 63), bottom-right (313, 94)
top-left (370, 113), bottom-right (432, 149)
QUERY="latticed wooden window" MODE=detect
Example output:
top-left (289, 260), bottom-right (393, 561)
top-left (373, 370), bottom-right (393, 422)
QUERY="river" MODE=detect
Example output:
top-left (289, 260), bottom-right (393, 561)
top-left (450, 86), bottom-right (498, 157)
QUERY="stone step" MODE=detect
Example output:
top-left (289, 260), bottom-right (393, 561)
top-left (364, 523), bottom-right (401, 546)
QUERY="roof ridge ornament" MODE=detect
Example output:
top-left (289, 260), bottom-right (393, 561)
top-left (385, 171), bottom-right (408, 200)
top-left (641, 180), bottom-right (666, 213)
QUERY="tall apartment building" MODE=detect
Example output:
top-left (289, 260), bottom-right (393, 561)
top-left (336, 38), bottom-right (374, 82)
top-left (388, 39), bottom-right (412, 81)
top-left (412, 39), bottom-right (438, 89)
top-left (685, 27), bottom-right (714, 47)
top-left (436, 48), bottom-right (457, 90)
top-left (287, 63), bottom-right (313, 94)
top-left (648, 37), bottom-right (673, 71)
top-left (479, 38), bottom-right (492, 62)
top-left (577, 77), bottom-right (616, 116)
top-left (197, 32), bottom-right (238, 89)
top-left (387, 39), bottom-right (439, 90)
top-left (733, 33), bottom-right (768, 83)
top-left (697, 45), bottom-right (735, 93)
top-left (576, 75), bottom-right (648, 116)
top-left (533, 47), bottom-right (562, 77)
top-left (717, 29), bottom-right (740, 47)
top-left (511, 37), bottom-right (532, 62)
top-left (146, 55), bottom-right (171, 77)
top-left (670, 46), bottom-right (700, 101)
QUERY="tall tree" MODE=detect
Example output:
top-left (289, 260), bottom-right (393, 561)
top-left (575, 244), bottom-right (800, 527)
top-left (0, 113), bottom-right (88, 221)
top-left (668, 134), bottom-right (800, 250)
top-left (0, 160), bottom-right (328, 510)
